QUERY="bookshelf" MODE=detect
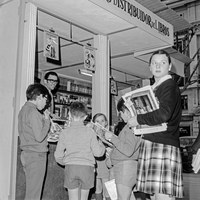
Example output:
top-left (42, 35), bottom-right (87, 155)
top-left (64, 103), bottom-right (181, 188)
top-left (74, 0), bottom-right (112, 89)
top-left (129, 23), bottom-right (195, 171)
top-left (54, 77), bottom-right (92, 119)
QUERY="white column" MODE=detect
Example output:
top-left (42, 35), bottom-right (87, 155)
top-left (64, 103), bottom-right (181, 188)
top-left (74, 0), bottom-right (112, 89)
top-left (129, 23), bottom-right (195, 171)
top-left (10, 2), bottom-right (37, 199)
top-left (19, 2), bottom-right (37, 107)
top-left (92, 35), bottom-right (110, 122)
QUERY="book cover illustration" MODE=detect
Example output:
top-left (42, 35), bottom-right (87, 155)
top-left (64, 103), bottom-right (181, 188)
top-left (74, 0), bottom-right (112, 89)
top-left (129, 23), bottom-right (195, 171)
top-left (91, 122), bottom-right (113, 147)
top-left (122, 85), bottom-right (167, 135)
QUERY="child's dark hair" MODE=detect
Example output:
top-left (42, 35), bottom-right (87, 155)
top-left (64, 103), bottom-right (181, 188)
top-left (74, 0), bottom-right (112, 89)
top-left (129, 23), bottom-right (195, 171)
top-left (92, 113), bottom-right (108, 127)
top-left (26, 83), bottom-right (51, 102)
top-left (149, 50), bottom-right (171, 65)
top-left (114, 98), bottom-right (128, 136)
top-left (70, 102), bottom-right (87, 118)
top-left (114, 121), bottom-right (126, 136)
top-left (117, 98), bottom-right (128, 112)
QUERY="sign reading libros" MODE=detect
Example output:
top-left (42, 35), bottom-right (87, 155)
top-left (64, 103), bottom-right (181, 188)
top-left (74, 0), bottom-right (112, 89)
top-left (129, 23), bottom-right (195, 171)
top-left (105, 0), bottom-right (169, 36)
top-left (89, 0), bottom-right (173, 44)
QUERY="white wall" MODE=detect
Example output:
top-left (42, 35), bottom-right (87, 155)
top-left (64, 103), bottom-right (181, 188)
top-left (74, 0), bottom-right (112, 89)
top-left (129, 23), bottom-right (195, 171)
top-left (0, 0), bottom-right (20, 199)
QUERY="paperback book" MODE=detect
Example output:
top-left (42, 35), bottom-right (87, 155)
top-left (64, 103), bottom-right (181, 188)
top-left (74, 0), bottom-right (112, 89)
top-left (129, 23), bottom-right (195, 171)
top-left (122, 85), bottom-right (167, 135)
top-left (91, 122), bottom-right (114, 147)
top-left (47, 119), bottom-right (63, 142)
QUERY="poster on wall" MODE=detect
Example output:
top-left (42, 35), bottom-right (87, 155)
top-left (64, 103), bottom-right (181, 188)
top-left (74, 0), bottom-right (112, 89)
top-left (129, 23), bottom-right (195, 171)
top-left (84, 45), bottom-right (95, 71)
top-left (44, 30), bottom-right (59, 61)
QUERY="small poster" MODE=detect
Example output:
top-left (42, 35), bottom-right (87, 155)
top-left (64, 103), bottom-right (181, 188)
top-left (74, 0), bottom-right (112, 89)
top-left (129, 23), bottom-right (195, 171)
top-left (44, 30), bottom-right (59, 61)
top-left (84, 45), bottom-right (95, 71)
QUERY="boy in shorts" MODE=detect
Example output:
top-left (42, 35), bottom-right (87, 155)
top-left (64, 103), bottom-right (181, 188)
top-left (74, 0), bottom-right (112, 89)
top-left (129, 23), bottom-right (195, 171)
top-left (105, 98), bottom-right (141, 200)
top-left (18, 83), bottom-right (51, 200)
top-left (54, 102), bottom-right (105, 200)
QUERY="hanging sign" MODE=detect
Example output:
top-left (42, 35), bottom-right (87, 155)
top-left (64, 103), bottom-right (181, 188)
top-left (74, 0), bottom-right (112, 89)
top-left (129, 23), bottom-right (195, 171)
top-left (84, 45), bottom-right (95, 72)
top-left (44, 30), bottom-right (59, 61)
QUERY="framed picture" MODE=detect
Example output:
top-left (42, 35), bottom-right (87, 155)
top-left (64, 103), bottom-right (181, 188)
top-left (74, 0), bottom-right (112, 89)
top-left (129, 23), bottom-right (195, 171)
top-left (84, 45), bottom-right (95, 72)
top-left (122, 85), bottom-right (167, 135)
top-left (44, 30), bottom-right (59, 61)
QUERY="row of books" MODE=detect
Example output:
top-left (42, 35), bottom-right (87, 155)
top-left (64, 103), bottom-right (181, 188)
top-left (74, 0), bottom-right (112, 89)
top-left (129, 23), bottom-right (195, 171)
top-left (55, 92), bottom-right (92, 106)
top-left (59, 79), bottom-right (92, 95)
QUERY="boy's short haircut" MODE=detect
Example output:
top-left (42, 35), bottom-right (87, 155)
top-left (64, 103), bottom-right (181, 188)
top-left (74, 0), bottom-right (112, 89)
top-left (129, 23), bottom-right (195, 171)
top-left (26, 83), bottom-right (51, 102)
top-left (117, 98), bottom-right (128, 113)
top-left (70, 102), bottom-right (87, 118)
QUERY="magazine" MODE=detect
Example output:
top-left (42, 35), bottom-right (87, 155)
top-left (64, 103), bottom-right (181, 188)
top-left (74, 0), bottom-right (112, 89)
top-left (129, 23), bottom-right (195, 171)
top-left (105, 179), bottom-right (117, 200)
top-left (91, 122), bottom-right (114, 147)
top-left (122, 85), bottom-right (167, 135)
top-left (47, 119), bottom-right (64, 142)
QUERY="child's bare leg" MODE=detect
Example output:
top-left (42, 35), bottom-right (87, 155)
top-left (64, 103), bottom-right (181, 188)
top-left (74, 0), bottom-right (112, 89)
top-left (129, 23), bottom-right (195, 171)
top-left (68, 188), bottom-right (79, 200)
top-left (80, 189), bottom-right (90, 200)
top-left (96, 178), bottom-right (103, 194)
top-left (116, 183), bottom-right (132, 200)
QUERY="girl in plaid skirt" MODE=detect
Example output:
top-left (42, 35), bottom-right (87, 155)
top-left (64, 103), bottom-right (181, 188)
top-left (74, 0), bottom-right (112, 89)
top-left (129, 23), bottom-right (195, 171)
top-left (128, 50), bottom-right (183, 200)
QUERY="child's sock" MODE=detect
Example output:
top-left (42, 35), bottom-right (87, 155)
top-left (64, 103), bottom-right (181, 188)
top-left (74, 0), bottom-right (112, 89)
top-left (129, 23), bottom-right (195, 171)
top-left (95, 193), bottom-right (103, 200)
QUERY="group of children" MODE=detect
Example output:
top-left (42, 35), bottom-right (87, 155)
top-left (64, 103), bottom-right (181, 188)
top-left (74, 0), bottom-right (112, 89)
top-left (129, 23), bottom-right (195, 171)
top-left (18, 50), bottom-right (184, 200)
top-left (18, 82), bottom-right (140, 200)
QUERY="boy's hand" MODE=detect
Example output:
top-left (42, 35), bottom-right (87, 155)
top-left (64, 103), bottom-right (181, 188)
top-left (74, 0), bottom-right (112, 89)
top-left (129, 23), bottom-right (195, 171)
top-left (105, 131), bottom-right (113, 141)
top-left (128, 116), bottom-right (138, 128)
top-left (86, 122), bottom-right (93, 128)
top-left (43, 109), bottom-right (50, 119)
top-left (51, 113), bottom-right (60, 119)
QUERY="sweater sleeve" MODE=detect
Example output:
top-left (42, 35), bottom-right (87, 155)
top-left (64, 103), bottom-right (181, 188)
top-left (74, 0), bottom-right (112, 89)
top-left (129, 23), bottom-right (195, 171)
top-left (137, 81), bottom-right (179, 126)
top-left (54, 131), bottom-right (66, 165)
top-left (90, 130), bottom-right (105, 157)
top-left (111, 127), bottom-right (140, 157)
top-left (29, 110), bottom-right (50, 142)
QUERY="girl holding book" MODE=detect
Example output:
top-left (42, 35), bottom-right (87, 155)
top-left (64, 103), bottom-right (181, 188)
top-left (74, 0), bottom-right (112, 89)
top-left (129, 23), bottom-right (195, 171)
top-left (92, 113), bottom-right (111, 200)
top-left (128, 50), bottom-right (183, 200)
top-left (104, 98), bottom-right (141, 200)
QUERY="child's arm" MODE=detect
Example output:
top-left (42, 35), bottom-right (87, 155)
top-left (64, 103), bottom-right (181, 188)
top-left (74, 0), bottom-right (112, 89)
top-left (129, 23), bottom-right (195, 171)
top-left (108, 129), bottom-right (140, 157)
top-left (54, 131), bottom-right (66, 165)
top-left (90, 131), bottom-right (105, 157)
top-left (30, 110), bottom-right (50, 142)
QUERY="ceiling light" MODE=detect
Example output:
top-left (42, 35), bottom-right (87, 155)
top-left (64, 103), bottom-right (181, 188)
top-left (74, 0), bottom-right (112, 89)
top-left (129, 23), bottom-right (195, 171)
top-left (78, 69), bottom-right (93, 77)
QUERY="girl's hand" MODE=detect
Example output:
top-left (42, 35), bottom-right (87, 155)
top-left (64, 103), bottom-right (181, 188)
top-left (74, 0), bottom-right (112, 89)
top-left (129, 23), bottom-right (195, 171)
top-left (128, 116), bottom-right (138, 128)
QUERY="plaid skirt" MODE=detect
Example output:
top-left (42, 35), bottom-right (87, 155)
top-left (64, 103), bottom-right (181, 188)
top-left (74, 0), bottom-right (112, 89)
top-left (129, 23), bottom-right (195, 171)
top-left (136, 139), bottom-right (183, 198)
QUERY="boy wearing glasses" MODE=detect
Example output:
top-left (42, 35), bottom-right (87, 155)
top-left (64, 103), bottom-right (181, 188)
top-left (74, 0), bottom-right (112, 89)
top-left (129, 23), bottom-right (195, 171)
top-left (43, 71), bottom-right (59, 117)
top-left (18, 83), bottom-right (51, 200)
